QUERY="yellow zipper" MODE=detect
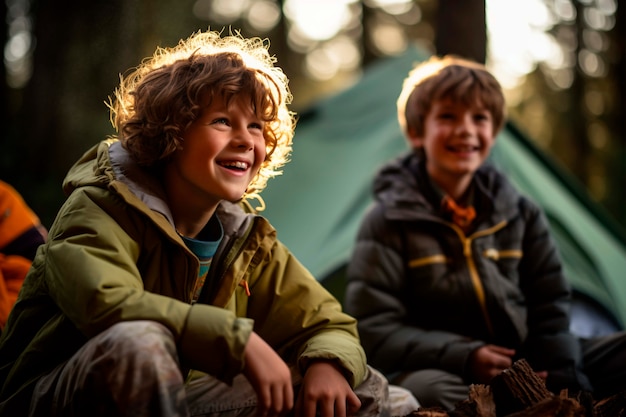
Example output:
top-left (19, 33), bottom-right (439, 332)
top-left (460, 221), bottom-right (506, 336)
top-left (453, 221), bottom-right (508, 338)
top-left (483, 248), bottom-right (523, 260)
top-left (408, 254), bottom-right (450, 268)
top-left (406, 221), bottom-right (510, 337)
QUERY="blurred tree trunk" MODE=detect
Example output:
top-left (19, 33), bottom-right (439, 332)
top-left (567, 2), bottom-right (592, 185)
top-left (1, 3), bottom-right (6, 129)
top-left (1, 1), bottom-right (13, 176)
top-left (612, 1), bottom-right (626, 227)
top-left (15, 0), bottom-right (199, 226)
top-left (434, 0), bottom-right (486, 63)
top-left (14, 0), bottom-right (137, 224)
top-left (266, 0), bottom-right (294, 100)
top-left (361, 3), bottom-right (378, 67)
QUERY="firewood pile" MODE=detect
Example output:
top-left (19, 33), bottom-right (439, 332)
top-left (408, 359), bottom-right (626, 417)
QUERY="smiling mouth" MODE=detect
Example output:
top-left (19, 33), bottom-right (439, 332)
top-left (219, 161), bottom-right (249, 171)
top-left (447, 144), bottom-right (480, 152)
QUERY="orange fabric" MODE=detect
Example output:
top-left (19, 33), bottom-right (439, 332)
top-left (0, 253), bottom-right (32, 328)
top-left (0, 180), bottom-right (42, 249)
top-left (442, 195), bottom-right (476, 230)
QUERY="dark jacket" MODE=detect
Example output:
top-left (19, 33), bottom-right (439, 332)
top-left (344, 150), bottom-right (590, 392)
top-left (0, 139), bottom-right (367, 413)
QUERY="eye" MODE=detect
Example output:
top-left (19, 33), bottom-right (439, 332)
top-left (438, 112), bottom-right (455, 120)
top-left (474, 112), bottom-right (491, 122)
top-left (212, 118), bottom-right (230, 126)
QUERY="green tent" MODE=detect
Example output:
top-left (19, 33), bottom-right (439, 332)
top-left (260, 47), bottom-right (626, 331)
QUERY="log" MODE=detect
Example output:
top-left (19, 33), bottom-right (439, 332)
top-left (404, 360), bottom-right (625, 417)
top-left (452, 384), bottom-right (495, 417)
top-left (490, 359), bottom-right (552, 416)
top-left (503, 396), bottom-right (586, 417)
top-left (409, 407), bottom-right (449, 416)
top-left (593, 390), bottom-right (626, 417)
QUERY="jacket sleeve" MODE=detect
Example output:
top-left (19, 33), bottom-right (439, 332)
top-left (344, 203), bottom-right (483, 377)
top-left (46, 187), bottom-right (252, 382)
top-left (517, 199), bottom-right (592, 392)
top-left (242, 225), bottom-right (367, 388)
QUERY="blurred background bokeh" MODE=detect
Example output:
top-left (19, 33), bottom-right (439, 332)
top-left (1, 0), bottom-right (624, 231)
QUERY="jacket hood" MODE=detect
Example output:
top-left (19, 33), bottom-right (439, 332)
top-left (63, 139), bottom-right (175, 225)
top-left (373, 151), bottom-right (428, 210)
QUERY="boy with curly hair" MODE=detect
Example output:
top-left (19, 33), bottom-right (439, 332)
top-left (0, 30), bottom-right (416, 417)
top-left (344, 55), bottom-right (626, 410)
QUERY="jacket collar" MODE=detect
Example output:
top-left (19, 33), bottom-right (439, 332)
top-left (374, 150), bottom-right (521, 224)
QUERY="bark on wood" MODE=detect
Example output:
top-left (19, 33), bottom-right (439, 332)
top-left (490, 359), bottom-right (552, 415)
top-left (410, 407), bottom-right (448, 416)
top-left (452, 384), bottom-right (495, 417)
top-left (594, 390), bottom-right (626, 417)
top-left (503, 397), bottom-right (585, 416)
top-left (406, 359), bottom-right (626, 416)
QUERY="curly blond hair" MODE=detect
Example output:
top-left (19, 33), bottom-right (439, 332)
top-left (107, 29), bottom-right (295, 204)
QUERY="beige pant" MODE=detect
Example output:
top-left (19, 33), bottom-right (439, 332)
top-left (30, 321), bottom-right (418, 416)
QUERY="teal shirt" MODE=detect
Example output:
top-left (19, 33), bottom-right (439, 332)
top-left (180, 215), bottom-right (223, 303)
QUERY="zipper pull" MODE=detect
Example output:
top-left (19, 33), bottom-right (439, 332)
top-left (239, 279), bottom-right (251, 297)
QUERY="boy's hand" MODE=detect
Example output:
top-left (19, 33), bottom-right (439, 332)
top-left (243, 331), bottom-right (294, 416)
top-left (296, 360), bottom-right (361, 417)
top-left (468, 344), bottom-right (516, 383)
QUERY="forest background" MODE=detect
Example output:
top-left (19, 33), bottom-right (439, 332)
top-left (1, 0), bottom-right (624, 233)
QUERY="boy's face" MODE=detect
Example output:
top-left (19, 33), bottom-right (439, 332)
top-left (165, 95), bottom-right (266, 213)
top-left (408, 98), bottom-right (495, 195)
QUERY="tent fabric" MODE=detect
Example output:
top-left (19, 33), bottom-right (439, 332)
top-left (260, 46), bottom-right (626, 328)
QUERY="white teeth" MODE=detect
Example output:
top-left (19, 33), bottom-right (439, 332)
top-left (221, 161), bottom-right (248, 170)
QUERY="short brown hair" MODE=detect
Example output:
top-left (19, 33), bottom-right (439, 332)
top-left (397, 55), bottom-right (506, 138)
top-left (107, 29), bottom-right (295, 200)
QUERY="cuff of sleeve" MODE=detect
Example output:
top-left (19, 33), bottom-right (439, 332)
top-left (297, 331), bottom-right (367, 387)
top-left (440, 340), bottom-right (485, 377)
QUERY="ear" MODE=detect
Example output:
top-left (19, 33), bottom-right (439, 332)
top-left (406, 127), bottom-right (423, 149)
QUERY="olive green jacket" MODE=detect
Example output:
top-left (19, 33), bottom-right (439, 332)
top-left (0, 139), bottom-right (366, 411)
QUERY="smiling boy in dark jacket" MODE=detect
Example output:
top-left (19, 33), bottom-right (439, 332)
top-left (344, 55), bottom-right (626, 410)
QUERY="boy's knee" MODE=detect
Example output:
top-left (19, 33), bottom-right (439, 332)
top-left (35, 321), bottom-right (184, 415)
top-left (102, 320), bottom-right (174, 345)
top-left (88, 320), bottom-right (179, 369)
top-left (395, 369), bottom-right (468, 411)
top-left (355, 366), bottom-right (419, 417)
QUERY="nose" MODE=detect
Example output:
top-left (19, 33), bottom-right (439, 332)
top-left (455, 113), bottom-right (475, 136)
top-left (232, 127), bottom-right (255, 150)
